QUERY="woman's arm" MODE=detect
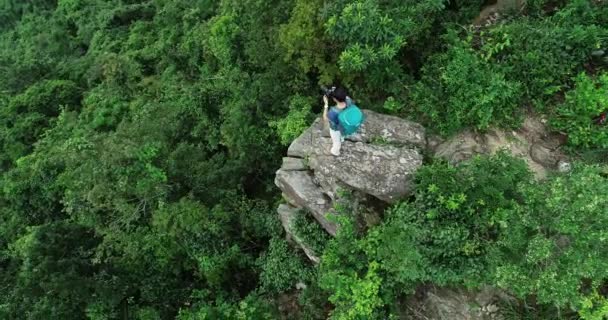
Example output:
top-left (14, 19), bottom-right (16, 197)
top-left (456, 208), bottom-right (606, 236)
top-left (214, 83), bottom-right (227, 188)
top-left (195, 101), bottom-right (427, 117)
top-left (322, 95), bottom-right (329, 123)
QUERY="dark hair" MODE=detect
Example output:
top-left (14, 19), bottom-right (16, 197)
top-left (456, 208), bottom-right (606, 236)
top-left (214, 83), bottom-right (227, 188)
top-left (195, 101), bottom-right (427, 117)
top-left (330, 86), bottom-right (348, 102)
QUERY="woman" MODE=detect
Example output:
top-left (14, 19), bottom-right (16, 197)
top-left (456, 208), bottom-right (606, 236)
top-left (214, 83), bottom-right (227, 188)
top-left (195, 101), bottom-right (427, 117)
top-left (322, 86), bottom-right (352, 156)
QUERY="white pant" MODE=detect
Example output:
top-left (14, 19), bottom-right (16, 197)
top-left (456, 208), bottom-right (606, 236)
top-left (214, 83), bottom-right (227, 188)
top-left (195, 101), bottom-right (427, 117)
top-left (329, 128), bottom-right (342, 156)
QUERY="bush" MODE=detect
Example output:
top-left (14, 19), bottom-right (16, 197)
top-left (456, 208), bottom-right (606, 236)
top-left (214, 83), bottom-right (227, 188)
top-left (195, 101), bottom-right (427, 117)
top-left (318, 216), bottom-right (387, 320)
top-left (411, 31), bottom-right (522, 136)
top-left (258, 237), bottom-right (313, 294)
top-left (291, 210), bottom-right (331, 254)
top-left (376, 152), bottom-right (532, 288)
top-left (269, 95), bottom-right (314, 146)
top-left (489, 163), bottom-right (608, 311)
top-left (551, 72), bottom-right (608, 149)
top-left (481, 1), bottom-right (608, 108)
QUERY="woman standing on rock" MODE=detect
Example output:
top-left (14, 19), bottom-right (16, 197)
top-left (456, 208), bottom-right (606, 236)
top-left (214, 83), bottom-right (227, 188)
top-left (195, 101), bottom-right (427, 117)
top-left (322, 86), bottom-right (364, 156)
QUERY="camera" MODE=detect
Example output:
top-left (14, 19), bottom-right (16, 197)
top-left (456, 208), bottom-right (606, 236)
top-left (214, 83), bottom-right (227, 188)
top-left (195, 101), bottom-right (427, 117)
top-left (320, 85), bottom-right (336, 98)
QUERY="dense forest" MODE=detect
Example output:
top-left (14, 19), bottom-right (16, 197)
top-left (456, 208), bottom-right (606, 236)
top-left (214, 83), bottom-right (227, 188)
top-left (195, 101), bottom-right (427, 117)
top-left (1, 0), bottom-right (608, 319)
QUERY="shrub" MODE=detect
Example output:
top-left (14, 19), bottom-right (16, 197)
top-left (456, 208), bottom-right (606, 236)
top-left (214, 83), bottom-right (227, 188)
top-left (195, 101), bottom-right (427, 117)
top-left (258, 237), bottom-right (313, 294)
top-left (489, 163), bottom-right (608, 310)
top-left (411, 31), bottom-right (522, 136)
top-left (318, 216), bottom-right (387, 320)
top-left (551, 72), bottom-right (608, 149)
top-left (481, 1), bottom-right (608, 108)
top-left (291, 211), bottom-right (331, 254)
top-left (269, 95), bottom-right (314, 146)
top-left (376, 151), bottom-right (532, 288)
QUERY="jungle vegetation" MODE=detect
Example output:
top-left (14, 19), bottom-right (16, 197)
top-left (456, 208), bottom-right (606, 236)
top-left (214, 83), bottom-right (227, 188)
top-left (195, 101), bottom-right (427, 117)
top-left (0, 0), bottom-right (607, 319)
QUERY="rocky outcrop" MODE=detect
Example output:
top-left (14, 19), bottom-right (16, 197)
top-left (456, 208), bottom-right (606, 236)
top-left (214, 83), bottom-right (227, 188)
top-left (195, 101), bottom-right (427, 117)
top-left (278, 204), bottom-right (320, 264)
top-left (275, 111), bottom-right (569, 320)
top-left (431, 116), bottom-right (568, 179)
top-left (404, 286), bottom-right (516, 320)
top-left (309, 142), bottom-right (422, 203)
top-left (276, 109), bottom-right (425, 236)
top-left (473, 0), bottom-right (525, 26)
top-left (277, 111), bottom-right (568, 238)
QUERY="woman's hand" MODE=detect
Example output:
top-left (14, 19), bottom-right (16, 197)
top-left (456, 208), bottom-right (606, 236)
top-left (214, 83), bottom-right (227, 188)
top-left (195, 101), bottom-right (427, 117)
top-left (323, 95), bottom-right (328, 107)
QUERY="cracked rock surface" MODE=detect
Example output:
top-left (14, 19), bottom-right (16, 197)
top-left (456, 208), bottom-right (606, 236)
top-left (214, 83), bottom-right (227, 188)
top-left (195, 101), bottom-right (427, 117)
top-left (276, 110), bottom-right (425, 237)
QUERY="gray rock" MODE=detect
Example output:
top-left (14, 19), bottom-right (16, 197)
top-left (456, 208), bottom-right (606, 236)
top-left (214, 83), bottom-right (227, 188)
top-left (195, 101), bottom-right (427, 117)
top-left (277, 109), bottom-right (426, 240)
top-left (414, 287), bottom-right (511, 320)
top-left (309, 142), bottom-right (422, 203)
top-left (278, 204), bottom-right (321, 264)
top-left (352, 110), bottom-right (427, 147)
top-left (486, 304), bottom-right (499, 313)
top-left (282, 192), bottom-right (299, 207)
top-left (558, 160), bottom-right (572, 173)
top-left (433, 115), bottom-right (568, 179)
top-left (288, 110), bottom-right (426, 158)
top-left (275, 170), bottom-right (337, 236)
top-left (281, 157), bottom-right (308, 171)
top-left (287, 119), bottom-right (324, 158)
top-left (474, 286), bottom-right (498, 307)
top-left (426, 134), bottom-right (445, 151)
top-left (530, 144), bottom-right (558, 167)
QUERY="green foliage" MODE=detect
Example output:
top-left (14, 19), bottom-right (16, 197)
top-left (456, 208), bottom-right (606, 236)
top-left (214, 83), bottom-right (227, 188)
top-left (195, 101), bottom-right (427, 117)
top-left (412, 31), bottom-right (522, 135)
top-left (297, 281), bottom-right (331, 320)
top-left (377, 152), bottom-right (532, 289)
top-left (1, 0), bottom-right (608, 318)
top-left (291, 211), bottom-right (331, 254)
top-left (8, 222), bottom-right (103, 319)
top-left (382, 96), bottom-right (401, 114)
top-left (278, 0), bottom-right (336, 83)
top-left (0, 80), bottom-right (81, 169)
top-left (270, 95), bottom-right (314, 146)
top-left (489, 164), bottom-right (608, 309)
top-left (552, 73), bottom-right (608, 149)
top-left (325, 0), bottom-right (444, 72)
top-left (319, 216), bottom-right (387, 320)
top-left (579, 291), bottom-right (608, 320)
top-left (318, 154), bottom-right (608, 318)
top-left (257, 237), bottom-right (313, 294)
top-left (480, 1), bottom-right (608, 107)
top-left (176, 293), bottom-right (276, 320)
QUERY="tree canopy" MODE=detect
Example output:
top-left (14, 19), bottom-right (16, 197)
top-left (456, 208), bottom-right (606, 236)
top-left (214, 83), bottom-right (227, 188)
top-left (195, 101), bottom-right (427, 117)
top-left (1, 0), bottom-right (607, 319)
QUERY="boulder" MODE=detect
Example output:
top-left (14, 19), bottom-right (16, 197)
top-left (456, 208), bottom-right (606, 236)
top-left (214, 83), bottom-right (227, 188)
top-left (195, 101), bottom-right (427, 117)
top-left (287, 110), bottom-right (427, 159)
top-left (309, 141), bottom-right (422, 203)
top-left (432, 115), bottom-right (567, 179)
top-left (275, 169), bottom-right (337, 236)
top-left (287, 119), bottom-right (325, 158)
top-left (276, 109), bottom-right (426, 237)
top-left (278, 204), bottom-right (320, 264)
top-left (404, 286), bottom-right (514, 320)
top-left (351, 110), bottom-right (427, 147)
top-left (280, 157), bottom-right (307, 171)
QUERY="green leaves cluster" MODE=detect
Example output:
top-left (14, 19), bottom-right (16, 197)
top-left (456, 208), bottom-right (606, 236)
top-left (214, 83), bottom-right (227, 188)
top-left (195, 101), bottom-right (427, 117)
top-left (479, 1), bottom-right (608, 107)
top-left (318, 153), bottom-right (608, 319)
top-left (412, 32), bottom-right (522, 135)
top-left (489, 164), bottom-right (608, 309)
top-left (325, 0), bottom-right (444, 72)
top-left (552, 73), bottom-right (608, 149)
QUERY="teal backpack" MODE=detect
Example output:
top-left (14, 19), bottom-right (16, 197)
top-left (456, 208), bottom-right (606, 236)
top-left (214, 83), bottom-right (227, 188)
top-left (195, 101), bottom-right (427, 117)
top-left (338, 103), bottom-right (364, 136)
